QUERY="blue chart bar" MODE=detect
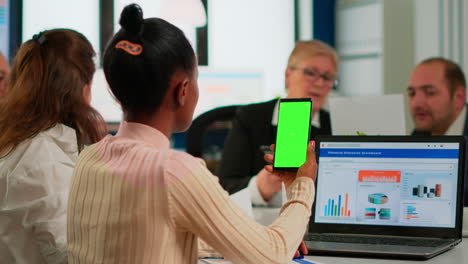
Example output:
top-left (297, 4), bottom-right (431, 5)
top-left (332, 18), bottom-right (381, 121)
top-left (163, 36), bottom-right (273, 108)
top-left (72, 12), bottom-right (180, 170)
top-left (331, 199), bottom-right (334, 216)
top-left (338, 195), bottom-right (341, 216)
top-left (324, 198), bottom-right (337, 216)
top-left (0, 7), bottom-right (5, 25)
top-left (325, 199), bottom-right (331, 216)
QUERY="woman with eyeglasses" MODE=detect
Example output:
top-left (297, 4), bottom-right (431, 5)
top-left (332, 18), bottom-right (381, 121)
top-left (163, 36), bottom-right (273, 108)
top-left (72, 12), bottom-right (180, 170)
top-left (218, 40), bottom-right (338, 206)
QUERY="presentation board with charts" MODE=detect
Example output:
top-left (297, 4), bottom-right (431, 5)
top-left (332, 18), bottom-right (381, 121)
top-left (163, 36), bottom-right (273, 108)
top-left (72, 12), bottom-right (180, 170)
top-left (194, 68), bottom-right (264, 118)
top-left (90, 68), bottom-right (264, 123)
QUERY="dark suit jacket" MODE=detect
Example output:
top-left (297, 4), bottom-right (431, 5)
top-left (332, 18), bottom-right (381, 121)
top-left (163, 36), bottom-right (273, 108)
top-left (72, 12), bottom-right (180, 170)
top-left (218, 99), bottom-right (332, 194)
top-left (411, 109), bottom-right (468, 206)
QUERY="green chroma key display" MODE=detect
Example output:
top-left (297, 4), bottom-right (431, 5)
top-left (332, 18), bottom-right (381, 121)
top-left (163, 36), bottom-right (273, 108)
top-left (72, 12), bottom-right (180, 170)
top-left (273, 98), bottom-right (312, 170)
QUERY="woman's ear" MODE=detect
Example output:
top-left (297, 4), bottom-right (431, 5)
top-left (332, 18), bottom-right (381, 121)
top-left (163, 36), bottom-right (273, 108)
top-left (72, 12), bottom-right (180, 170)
top-left (285, 67), bottom-right (292, 90)
top-left (174, 78), bottom-right (189, 109)
top-left (453, 86), bottom-right (466, 111)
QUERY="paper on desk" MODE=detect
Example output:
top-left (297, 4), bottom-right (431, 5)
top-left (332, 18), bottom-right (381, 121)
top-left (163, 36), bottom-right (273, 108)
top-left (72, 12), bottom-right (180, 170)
top-left (199, 259), bottom-right (232, 264)
top-left (291, 258), bottom-right (324, 264)
top-left (229, 188), bottom-right (253, 217)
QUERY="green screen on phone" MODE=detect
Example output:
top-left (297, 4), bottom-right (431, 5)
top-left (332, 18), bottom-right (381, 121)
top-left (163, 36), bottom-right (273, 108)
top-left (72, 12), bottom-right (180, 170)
top-left (273, 99), bottom-right (312, 170)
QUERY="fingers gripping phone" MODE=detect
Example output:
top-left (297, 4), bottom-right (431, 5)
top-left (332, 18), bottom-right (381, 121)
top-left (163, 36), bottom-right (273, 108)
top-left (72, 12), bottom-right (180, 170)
top-left (273, 98), bottom-right (312, 171)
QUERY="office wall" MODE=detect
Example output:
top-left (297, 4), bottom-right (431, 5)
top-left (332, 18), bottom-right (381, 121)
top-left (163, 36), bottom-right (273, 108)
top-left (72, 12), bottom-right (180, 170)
top-left (24, 0), bottom-right (468, 124)
top-left (336, 1), bottom-right (383, 96)
top-left (113, 0), bottom-right (160, 33)
top-left (208, 0), bottom-right (294, 99)
top-left (338, 0), bottom-right (467, 76)
top-left (382, 0), bottom-right (414, 95)
top-left (0, 0), bottom-right (9, 58)
top-left (335, 0), bottom-right (413, 133)
top-left (465, 0), bottom-right (468, 73)
top-left (298, 0), bottom-right (313, 40)
top-left (334, 0), bottom-right (468, 133)
top-left (413, 0), bottom-right (439, 65)
top-left (21, 1), bottom-right (294, 122)
top-left (23, 0), bottom-right (100, 57)
top-left (414, 0), bottom-right (466, 74)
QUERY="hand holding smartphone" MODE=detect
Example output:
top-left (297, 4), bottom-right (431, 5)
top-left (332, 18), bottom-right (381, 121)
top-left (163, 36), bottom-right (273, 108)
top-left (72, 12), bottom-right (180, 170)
top-left (273, 98), bottom-right (312, 171)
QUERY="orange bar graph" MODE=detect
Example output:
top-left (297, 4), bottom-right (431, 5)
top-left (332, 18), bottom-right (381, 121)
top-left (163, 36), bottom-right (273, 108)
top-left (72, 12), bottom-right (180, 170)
top-left (344, 193), bottom-right (348, 217)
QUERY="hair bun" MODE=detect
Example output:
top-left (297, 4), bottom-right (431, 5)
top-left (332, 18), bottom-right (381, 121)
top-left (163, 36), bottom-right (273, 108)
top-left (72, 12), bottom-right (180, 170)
top-left (119, 4), bottom-right (144, 35)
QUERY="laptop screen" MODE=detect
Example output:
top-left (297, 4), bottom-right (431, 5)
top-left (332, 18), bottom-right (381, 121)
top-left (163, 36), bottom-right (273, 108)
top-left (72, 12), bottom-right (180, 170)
top-left (314, 140), bottom-right (461, 229)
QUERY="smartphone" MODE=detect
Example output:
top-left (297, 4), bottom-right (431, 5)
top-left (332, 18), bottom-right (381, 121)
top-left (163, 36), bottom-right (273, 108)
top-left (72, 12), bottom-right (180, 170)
top-left (273, 98), bottom-right (312, 171)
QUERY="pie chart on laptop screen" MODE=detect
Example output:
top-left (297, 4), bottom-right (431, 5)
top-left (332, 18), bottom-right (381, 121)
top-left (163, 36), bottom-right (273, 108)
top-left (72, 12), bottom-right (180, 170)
top-left (368, 193), bottom-right (388, 204)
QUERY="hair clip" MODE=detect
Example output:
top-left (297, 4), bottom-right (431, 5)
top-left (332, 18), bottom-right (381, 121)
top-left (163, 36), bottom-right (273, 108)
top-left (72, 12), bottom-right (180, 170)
top-left (32, 32), bottom-right (47, 45)
top-left (115, 40), bottom-right (143, 56)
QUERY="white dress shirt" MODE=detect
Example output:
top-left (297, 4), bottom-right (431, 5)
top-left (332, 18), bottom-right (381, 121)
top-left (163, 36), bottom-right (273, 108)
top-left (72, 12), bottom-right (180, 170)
top-left (0, 124), bottom-right (77, 264)
top-left (445, 105), bottom-right (467, 135)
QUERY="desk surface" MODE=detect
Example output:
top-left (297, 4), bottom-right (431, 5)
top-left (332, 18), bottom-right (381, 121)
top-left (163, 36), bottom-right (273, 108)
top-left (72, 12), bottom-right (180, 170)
top-left (198, 240), bottom-right (465, 263)
top-left (199, 207), bottom-right (467, 263)
top-left (251, 208), bottom-right (468, 263)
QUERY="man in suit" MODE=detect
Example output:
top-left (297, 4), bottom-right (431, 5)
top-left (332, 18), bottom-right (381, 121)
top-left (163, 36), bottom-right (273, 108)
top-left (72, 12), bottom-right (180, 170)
top-left (407, 57), bottom-right (468, 205)
top-left (218, 40), bottom-right (338, 207)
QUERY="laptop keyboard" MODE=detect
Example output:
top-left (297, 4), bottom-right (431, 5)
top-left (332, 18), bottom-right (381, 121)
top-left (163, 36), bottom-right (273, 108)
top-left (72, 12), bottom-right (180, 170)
top-left (305, 234), bottom-right (448, 247)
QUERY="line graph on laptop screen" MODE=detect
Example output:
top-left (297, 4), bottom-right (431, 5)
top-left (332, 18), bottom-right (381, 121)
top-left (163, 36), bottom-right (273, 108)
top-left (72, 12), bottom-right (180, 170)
top-left (314, 142), bottom-right (460, 228)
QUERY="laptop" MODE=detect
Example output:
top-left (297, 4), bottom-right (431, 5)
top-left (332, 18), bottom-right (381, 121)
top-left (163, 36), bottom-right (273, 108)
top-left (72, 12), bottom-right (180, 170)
top-left (304, 135), bottom-right (465, 260)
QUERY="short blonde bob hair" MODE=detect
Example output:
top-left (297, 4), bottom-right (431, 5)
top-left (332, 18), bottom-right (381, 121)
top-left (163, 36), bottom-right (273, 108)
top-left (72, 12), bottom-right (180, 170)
top-left (287, 40), bottom-right (338, 70)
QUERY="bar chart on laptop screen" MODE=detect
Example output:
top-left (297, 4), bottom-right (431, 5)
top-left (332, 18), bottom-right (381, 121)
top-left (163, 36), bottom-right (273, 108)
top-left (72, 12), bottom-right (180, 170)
top-left (324, 193), bottom-right (351, 217)
top-left (405, 205), bottom-right (419, 220)
top-left (316, 166), bottom-right (357, 221)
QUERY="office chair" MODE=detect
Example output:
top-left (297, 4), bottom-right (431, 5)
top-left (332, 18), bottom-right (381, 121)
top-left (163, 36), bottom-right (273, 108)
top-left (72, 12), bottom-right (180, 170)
top-left (107, 122), bottom-right (120, 135)
top-left (186, 105), bottom-right (240, 174)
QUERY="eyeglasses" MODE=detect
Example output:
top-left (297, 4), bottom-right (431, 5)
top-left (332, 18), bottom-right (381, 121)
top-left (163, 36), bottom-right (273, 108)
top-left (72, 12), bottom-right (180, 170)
top-left (290, 66), bottom-right (338, 87)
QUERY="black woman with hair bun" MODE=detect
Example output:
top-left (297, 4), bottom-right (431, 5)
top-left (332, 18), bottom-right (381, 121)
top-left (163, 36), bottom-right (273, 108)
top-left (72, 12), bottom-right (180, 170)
top-left (67, 4), bottom-right (317, 263)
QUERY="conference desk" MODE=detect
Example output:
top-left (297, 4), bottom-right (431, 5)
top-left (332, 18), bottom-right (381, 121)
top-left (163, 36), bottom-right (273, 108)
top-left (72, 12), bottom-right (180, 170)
top-left (252, 207), bottom-right (467, 263)
top-left (198, 240), bottom-right (466, 264)
top-left (301, 239), bottom-right (466, 264)
top-left (197, 207), bottom-right (467, 264)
